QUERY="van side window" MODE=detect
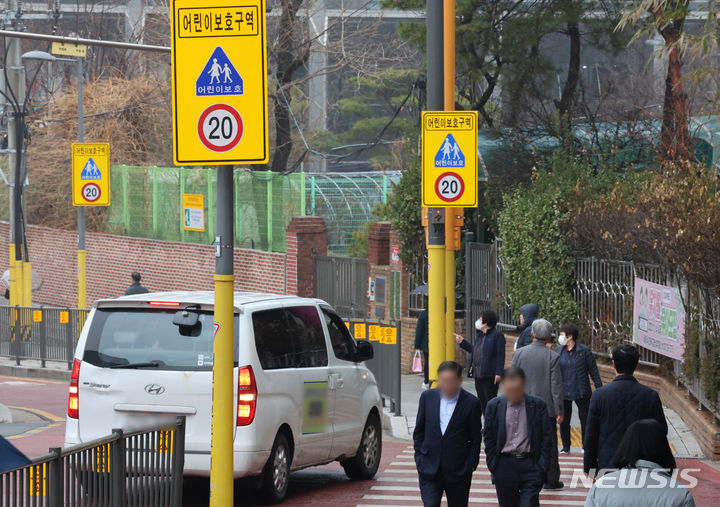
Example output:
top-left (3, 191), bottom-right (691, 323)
top-left (321, 308), bottom-right (356, 362)
top-left (286, 306), bottom-right (328, 367)
top-left (252, 308), bottom-right (294, 370)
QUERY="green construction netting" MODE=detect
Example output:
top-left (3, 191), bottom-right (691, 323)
top-left (104, 166), bottom-right (305, 252)
top-left (102, 167), bottom-right (398, 253)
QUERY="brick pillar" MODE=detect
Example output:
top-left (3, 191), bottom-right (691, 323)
top-left (367, 222), bottom-right (392, 265)
top-left (285, 216), bottom-right (328, 297)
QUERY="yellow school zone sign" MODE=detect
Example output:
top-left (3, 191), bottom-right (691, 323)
top-left (72, 143), bottom-right (110, 206)
top-left (171, 0), bottom-right (269, 165)
top-left (421, 111), bottom-right (478, 207)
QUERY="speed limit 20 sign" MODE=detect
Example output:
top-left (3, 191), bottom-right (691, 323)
top-left (421, 111), bottom-right (478, 207)
top-left (171, 0), bottom-right (269, 165)
top-left (72, 143), bottom-right (110, 206)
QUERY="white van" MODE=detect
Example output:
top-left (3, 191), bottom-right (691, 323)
top-left (64, 292), bottom-right (382, 502)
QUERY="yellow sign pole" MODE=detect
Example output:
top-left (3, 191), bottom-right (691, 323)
top-left (210, 165), bottom-right (235, 506)
top-left (443, 0), bottom-right (457, 362)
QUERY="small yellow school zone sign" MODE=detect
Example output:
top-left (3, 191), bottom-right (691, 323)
top-left (421, 111), bottom-right (478, 207)
top-left (72, 143), bottom-right (110, 206)
top-left (171, 0), bottom-right (269, 165)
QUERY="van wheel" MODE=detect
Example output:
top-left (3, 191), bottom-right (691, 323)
top-left (261, 433), bottom-right (292, 504)
top-left (342, 413), bottom-right (382, 480)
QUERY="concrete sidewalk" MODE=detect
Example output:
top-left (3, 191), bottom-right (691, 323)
top-left (386, 373), bottom-right (705, 460)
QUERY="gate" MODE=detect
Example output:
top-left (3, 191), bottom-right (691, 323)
top-left (313, 256), bottom-right (368, 318)
top-left (465, 242), bottom-right (496, 339)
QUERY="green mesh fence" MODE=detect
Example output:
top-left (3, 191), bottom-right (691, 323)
top-left (104, 166), bottom-right (305, 252)
top-left (60, 166), bottom-right (398, 254)
top-left (307, 171), bottom-right (401, 254)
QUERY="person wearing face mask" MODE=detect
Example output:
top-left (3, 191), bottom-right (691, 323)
top-left (556, 323), bottom-right (602, 454)
top-left (455, 309), bottom-right (506, 415)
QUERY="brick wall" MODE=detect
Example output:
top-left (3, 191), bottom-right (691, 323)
top-left (0, 222), bottom-right (291, 307)
top-left (286, 217), bottom-right (328, 298)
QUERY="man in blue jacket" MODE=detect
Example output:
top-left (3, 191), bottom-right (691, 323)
top-left (414, 361), bottom-right (482, 507)
top-left (583, 344), bottom-right (668, 476)
top-left (456, 309), bottom-right (506, 415)
top-left (484, 367), bottom-right (552, 507)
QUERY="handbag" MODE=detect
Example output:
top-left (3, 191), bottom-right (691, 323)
top-left (412, 350), bottom-right (423, 373)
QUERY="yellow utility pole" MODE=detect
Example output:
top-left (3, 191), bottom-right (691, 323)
top-left (426, 0), bottom-right (445, 386)
top-left (443, 0), bottom-right (457, 361)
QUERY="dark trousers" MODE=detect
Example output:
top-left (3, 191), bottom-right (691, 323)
top-left (560, 397), bottom-right (590, 451)
top-left (474, 377), bottom-right (499, 415)
top-left (419, 471), bottom-right (472, 507)
top-left (545, 417), bottom-right (561, 487)
top-left (493, 455), bottom-right (543, 507)
top-left (422, 350), bottom-right (429, 385)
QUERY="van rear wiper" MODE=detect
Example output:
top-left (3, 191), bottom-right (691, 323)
top-left (109, 360), bottom-right (162, 369)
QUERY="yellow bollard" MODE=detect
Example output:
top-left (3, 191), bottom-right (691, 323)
top-left (77, 249), bottom-right (87, 309)
top-left (209, 273), bottom-right (235, 506)
top-left (428, 241), bottom-right (446, 385)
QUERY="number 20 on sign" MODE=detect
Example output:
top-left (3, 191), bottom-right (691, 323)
top-left (421, 111), bottom-right (478, 207)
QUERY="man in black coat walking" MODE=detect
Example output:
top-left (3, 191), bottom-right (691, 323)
top-left (414, 361), bottom-right (482, 507)
top-left (484, 367), bottom-right (552, 507)
top-left (583, 344), bottom-right (667, 476)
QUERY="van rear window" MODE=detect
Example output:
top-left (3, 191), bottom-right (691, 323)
top-left (83, 308), bottom-right (237, 371)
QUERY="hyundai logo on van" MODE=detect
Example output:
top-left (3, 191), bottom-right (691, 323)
top-left (144, 384), bottom-right (166, 395)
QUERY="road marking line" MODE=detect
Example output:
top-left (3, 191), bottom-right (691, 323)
top-left (370, 485), bottom-right (588, 496)
top-left (7, 405), bottom-right (65, 422)
top-left (0, 375), bottom-right (66, 385)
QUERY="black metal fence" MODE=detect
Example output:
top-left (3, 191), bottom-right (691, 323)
top-left (0, 306), bottom-right (90, 368)
top-left (346, 319), bottom-right (401, 416)
top-left (0, 417), bottom-right (185, 506)
top-left (314, 256), bottom-right (368, 319)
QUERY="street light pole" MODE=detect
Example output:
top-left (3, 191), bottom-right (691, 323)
top-left (76, 58), bottom-right (86, 309)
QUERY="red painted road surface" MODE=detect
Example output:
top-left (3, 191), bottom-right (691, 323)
top-left (2, 375), bottom-right (719, 505)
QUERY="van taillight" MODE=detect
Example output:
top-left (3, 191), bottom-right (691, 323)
top-left (68, 359), bottom-right (81, 419)
top-left (237, 366), bottom-right (256, 426)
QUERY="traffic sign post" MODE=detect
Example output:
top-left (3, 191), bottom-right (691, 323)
top-left (72, 143), bottom-right (110, 206)
top-left (421, 111), bottom-right (478, 208)
top-left (171, 0), bottom-right (269, 165)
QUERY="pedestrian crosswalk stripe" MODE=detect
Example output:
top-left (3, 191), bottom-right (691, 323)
top-left (360, 446), bottom-right (590, 507)
top-left (361, 495), bottom-right (587, 506)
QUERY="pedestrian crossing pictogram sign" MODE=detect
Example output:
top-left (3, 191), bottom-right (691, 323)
top-left (196, 47), bottom-right (244, 97)
top-left (80, 158), bottom-right (101, 180)
top-left (72, 143), bottom-right (110, 206)
top-left (171, 0), bottom-right (268, 165)
top-left (422, 111), bottom-right (478, 207)
top-left (434, 134), bottom-right (465, 168)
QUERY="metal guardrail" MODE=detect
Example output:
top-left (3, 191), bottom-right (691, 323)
top-left (346, 319), bottom-right (401, 416)
top-left (0, 306), bottom-right (90, 369)
top-left (0, 416), bottom-right (185, 506)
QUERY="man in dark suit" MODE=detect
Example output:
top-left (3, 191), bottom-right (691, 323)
top-left (484, 367), bottom-right (552, 507)
top-left (414, 361), bottom-right (482, 507)
top-left (583, 344), bottom-right (667, 476)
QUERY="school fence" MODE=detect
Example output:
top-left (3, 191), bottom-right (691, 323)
top-left (0, 417), bottom-right (185, 506)
top-left (314, 256), bottom-right (368, 319)
top-left (0, 306), bottom-right (90, 368)
top-left (346, 319), bottom-right (401, 416)
top-left (103, 167), bottom-right (399, 254)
